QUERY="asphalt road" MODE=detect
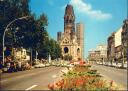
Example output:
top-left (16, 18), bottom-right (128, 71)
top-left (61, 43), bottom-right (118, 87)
top-left (0, 66), bottom-right (64, 90)
top-left (1, 65), bottom-right (127, 90)
top-left (91, 64), bottom-right (127, 90)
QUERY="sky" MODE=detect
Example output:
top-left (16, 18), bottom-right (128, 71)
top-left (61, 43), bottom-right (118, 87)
top-left (29, 0), bottom-right (127, 58)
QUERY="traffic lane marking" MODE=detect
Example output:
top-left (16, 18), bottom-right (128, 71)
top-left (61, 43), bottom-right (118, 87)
top-left (25, 85), bottom-right (37, 90)
top-left (1, 67), bottom-right (55, 83)
top-left (52, 74), bottom-right (57, 78)
top-left (1, 72), bottom-right (37, 83)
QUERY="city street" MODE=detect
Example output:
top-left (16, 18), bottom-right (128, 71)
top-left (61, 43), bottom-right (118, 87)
top-left (0, 0), bottom-right (127, 91)
top-left (91, 64), bottom-right (127, 90)
top-left (0, 64), bottom-right (127, 90)
top-left (0, 66), bottom-right (64, 90)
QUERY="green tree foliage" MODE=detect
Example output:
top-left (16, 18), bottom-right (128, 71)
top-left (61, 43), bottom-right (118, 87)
top-left (0, 0), bottom-right (62, 60)
top-left (34, 14), bottom-right (62, 60)
top-left (0, 0), bottom-right (30, 37)
top-left (35, 14), bottom-right (49, 59)
top-left (5, 16), bottom-right (37, 49)
top-left (63, 55), bottom-right (72, 61)
top-left (0, 0), bottom-right (30, 50)
top-left (54, 42), bottom-right (62, 59)
top-left (0, 0), bottom-right (30, 56)
top-left (48, 39), bottom-right (62, 60)
top-left (36, 14), bottom-right (49, 50)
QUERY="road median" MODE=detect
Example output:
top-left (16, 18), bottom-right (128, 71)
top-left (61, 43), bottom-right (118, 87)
top-left (47, 64), bottom-right (123, 90)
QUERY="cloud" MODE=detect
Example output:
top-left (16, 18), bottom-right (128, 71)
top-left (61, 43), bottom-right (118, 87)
top-left (69, 0), bottom-right (112, 20)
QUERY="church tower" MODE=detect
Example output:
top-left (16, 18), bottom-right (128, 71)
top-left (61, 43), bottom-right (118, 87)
top-left (57, 4), bottom-right (85, 60)
top-left (64, 4), bottom-right (75, 40)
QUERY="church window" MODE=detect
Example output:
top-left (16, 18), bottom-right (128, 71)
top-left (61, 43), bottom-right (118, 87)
top-left (77, 48), bottom-right (80, 53)
top-left (64, 47), bottom-right (69, 53)
top-left (69, 20), bottom-right (72, 23)
top-left (66, 20), bottom-right (68, 23)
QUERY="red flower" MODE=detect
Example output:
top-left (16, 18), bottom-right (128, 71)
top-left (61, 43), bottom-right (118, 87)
top-left (48, 83), bottom-right (54, 90)
top-left (55, 79), bottom-right (64, 89)
top-left (110, 80), bottom-right (114, 87)
top-left (76, 78), bottom-right (84, 86)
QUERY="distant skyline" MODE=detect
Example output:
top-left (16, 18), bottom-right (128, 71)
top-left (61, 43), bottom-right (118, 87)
top-left (29, 0), bottom-right (127, 58)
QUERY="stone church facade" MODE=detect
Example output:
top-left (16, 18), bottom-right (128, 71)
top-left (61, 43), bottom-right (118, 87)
top-left (57, 4), bottom-right (84, 60)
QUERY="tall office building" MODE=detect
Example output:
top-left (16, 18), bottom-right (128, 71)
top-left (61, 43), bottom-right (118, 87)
top-left (76, 23), bottom-right (84, 59)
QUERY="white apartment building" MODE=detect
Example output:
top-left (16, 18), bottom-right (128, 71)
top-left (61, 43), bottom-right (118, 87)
top-left (14, 48), bottom-right (30, 62)
top-left (114, 27), bottom-right (123, 60)
top-left (96, 44), bottom-right (107, 58)
top-left (115, 27), bottom-right (122, 47)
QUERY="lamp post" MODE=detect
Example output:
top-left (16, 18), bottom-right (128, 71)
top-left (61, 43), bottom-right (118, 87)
top-left (36, 51), bottom-right (38, 61)
top-left (2, 16), bottom-right (30, 65)
top-left (48, 54), bottom-right (51, 63)
top-left (122, 47), bottom-right (124, 67)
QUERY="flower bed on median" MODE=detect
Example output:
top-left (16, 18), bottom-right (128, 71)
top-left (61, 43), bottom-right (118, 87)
top-left (48, 65), bottom-right (118, 91)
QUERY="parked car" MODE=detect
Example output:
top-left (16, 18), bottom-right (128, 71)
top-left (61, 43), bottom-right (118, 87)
top-left (67, 64), bottom-right (74, 67)
top-left (56, 64), bottom-right (61, 67)
top-left (34, 63), bottom-right (45, 68)
top-left (45, 63), bottom-right (50, 67)
top-left (2, 67), bottom-right (8, 72)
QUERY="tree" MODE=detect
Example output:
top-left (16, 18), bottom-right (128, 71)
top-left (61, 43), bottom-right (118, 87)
top-left (54, 42), bottom-right (62, 59)
top-left (0, 0), bottom-right (47, 61)
top-left (4, 16), bottom-right (37, 48)
top-left (0, 0), bottom-right (62, 61)
top-left (0, 0), bottom-right (30, 43)
top-left (47, 39), bottom-right (62, 60)
top-left (38, 38), bottom-right (62, 60)
top-left (35, 14), bottom-right (49, 59)
top-left (63, 55), bottom-right (72, 61)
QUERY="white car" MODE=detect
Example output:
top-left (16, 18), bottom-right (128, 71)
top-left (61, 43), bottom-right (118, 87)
top-left (67, 64), bottom-right (74, 67)
top-left (45, 63), bottom-right (50, 67)
top-left (34, 64), bottom-right (45, 68)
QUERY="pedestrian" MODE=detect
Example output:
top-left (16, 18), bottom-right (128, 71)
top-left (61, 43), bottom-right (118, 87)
top-left (115, 58), bottom-right (118, 65)
top-left (16, 62), bottom-right (19, 71)
top-left (0, 61), bottom-right (3, 69)
top-left (8, 62), bottom-right (13, 73)
top-left (13, 62), bottom-right (17, 72)
top-left (7, 62), bottom-right (11, 70)
top-left (18, 62), bottom-right (22, 71)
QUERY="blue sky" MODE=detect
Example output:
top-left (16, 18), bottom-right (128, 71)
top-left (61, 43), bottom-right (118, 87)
top-left (29, 0), bottom-right (127, 58)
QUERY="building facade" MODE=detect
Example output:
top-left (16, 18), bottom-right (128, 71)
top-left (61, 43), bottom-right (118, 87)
top-left (13, 48), bottom-right (30, 62)
top-left (57, 32), bottom-right (62, 42)
top-left (96, 45), bottom-right (107, 59)
top-left (88, 45), bottom-right (107, 62)
top-left (107, 32), bottom-right (115, 62)
top-left (114, 27), bottom-right (123, 62)
top-left (57, 4), bottom-right (84, 60)
top-left (88, 49), bottom-right (100, 61)
top-left (122, 19), bottom-right (128, 62)
top-left (76, 23), bottom-right (84, 59)
top-left (107, 20), bottom-right (128, 65)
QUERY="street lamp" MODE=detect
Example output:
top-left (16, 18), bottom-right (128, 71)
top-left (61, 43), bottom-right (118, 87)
top-left (36, 51), bottom-right (38, 61)
top-left (48, 54), bottom-right (51, 63)
top-left (2, 16), bottom-right (30, 65)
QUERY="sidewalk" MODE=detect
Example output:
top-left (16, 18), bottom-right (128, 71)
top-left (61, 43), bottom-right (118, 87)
top-left (97, 62), bottom-right (127, 69)
top-left (100, 74), bottom-right (126, 90)
top-left (91, 64), bottom-right (127, 90)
